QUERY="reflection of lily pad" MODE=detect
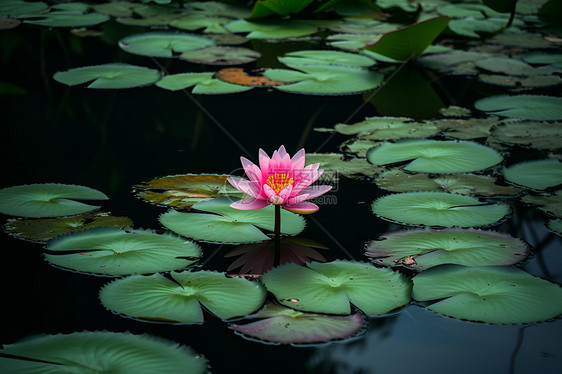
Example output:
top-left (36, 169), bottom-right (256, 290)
top-left (366, 228), bottom-right (530, 270)
top-left (99, 270), bottom-right (266, 323)
top-left (412, 265), bottom-right (562, 324)
top-left (3, 211), bottom-right (133, 243)
top-left (133, 174), bottom-right (246, 209)
top-left (490, 121), bottom-right (562, 150)
top-left (159, 197), bottom-right (305, 243)
top-left (264, 64), bottom-right (383, 95)
top-left (156, 72), bottom-right (252, 94)
top-left (118, 32), bottom-right (215, 57)
top-left (0, 331), bottom-right (209, 374)
top-left (45, 228), bottom-right (201, 276)
top-left (180, 46), bottom-right (261, 65)
top-left (279, 50), bottom-right (375, 67)
top-left (261, 260), bottom-right (412, 316)
top-left (0, 183), bottom-right (108, 218)
top-left (366, 140), bottom-right (503, 173)
top-left (225, 19), bottom-right (317, 39)
top-left (371, 192), bottom-right (511, 227)
top-left (522, 190), bottom-right (562, 217)
top-left (475, 95), bottom-right (562, 120)
top-left (305, 153), bottom-right (382, 179)
top-left (503, 159), bottom-right (562, 190)
top-left (230, 303), bottom-right (365, 345)
top-left (374, 169), bottom-right (521, 196)
top-left (54, 63), bottom-right (161, 89)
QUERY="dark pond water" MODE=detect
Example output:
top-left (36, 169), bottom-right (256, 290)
top-left (1, 5), bottom-right (562, 374)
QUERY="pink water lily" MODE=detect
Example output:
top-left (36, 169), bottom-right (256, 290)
top-left (227, 146), bottom-right (332, 214)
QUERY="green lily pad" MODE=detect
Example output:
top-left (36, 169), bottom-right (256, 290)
top-left (371, 192), bottom-right (511, 227)
top-left (264, 64), bottom-right (383, 95)
top-left (503, 159), bottom-right (562, 190)
top-left (180, 46), bottom-right (261, 65)
top-left (278, 50), bottom-right (375, 67)
top-left (0, 0), bottom-right (48, 17)
top-left (45, 228), bottom-right (201, 276)
top-left (475, 95), bottom-right (562, 120)
top-left (225, 19), bottom-right (317, 39)
top-left (0, 183), bottom-right (108, 218)
top-left (447, 17), bottom-right (509, 38)
top-left (249, 0), bottom-right (315, 18)
top-left (133, 174), bottom-right (246, 209)
top-left (412, 265), bottom-right (562, 324)
top-left (24, 11), bottom-right (110, 27)
top-left (230, 303), bottom-right (365, 345)
top-left (478, 73), bottom-right (562, 88)
top-left (522, 52), bottom-right (562, 68)
top-left (0, 331), bottom-right (209, 374)
top-left (374, 169), bottom-right (522, 196)
top-left (261, 260), bottom-right (412, 316)
top-left (434, 117), bottom-right (499, 139)
top-left (339, 137), bottom-right (381, 157)
top-left (183, 0), bottom-right (250, 18)
top-left (363, 16), bottom-right (450, 61)
top-left (159, 197), bottom-right (305, 243)
top-left (439, 105), bottom-right (471, 117)
top-left (170, 15), bottom-right (232, 33)
top-left (54, 63), bottom-right (161, 89)
top-left (490, 121), bottom-right (562, 150)
top-left (522, 190), bottom-right (562, 217)
top-left (118, 32), bottom-right (215, 58)
top-left (156, 72), bottom-right (252, 94)
top-left (547, 218), bottom-right (562, 236)
top-left (475, 57), bottom-right (538, 76)
top-left (92, 1), bottom-right (135, 17)
top-left (3, 211), bottom-right (133, 243)
top-left (417, 50), bottom-right (489, 76)
top-left (305, 153), bottom-right (383, 179)
top-left (327, 33), bottom-right (386, 51)
top-left (99, 270), bottom-right (266, 323)
top-left (366, 140), bottom-right (503, 173)
top-left (366, 228), bottom-right (530, 270)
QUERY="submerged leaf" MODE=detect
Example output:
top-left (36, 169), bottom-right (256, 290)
top-left (475, 95), bottom-right (562, 120)
top-left (0, 331), bottom-right (208, 374)
top-left (0, 183), bottom-right (108, 218)
top-left (503, 159), bottom-right (562, 190)
top-left (371, 192), bottom-right (511, 227)
top-left (412, 265), bottom-right (562, 324)
top-left (366, 228), bottom-right (530, 270)
top-left (45, 228), bottom-right (201, 276)
top-left (99, 270), bottom-right (266, 323)
top-left (118, 32), bottom-right (215, 57)
top-left (261, 260), bottom-right (412, 316)
top-left (54, 63), bottom-right (161, 89)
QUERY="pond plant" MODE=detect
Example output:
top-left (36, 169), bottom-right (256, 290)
top-left (1, 0), bottom-right (562, 373)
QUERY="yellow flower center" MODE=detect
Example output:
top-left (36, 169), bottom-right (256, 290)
top-left (266, 173), bottom-right (294, 194)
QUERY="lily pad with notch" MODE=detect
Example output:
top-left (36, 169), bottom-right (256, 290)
top-left (230, 302), bottom-right (365, 345)
top-left (366, 139), bottom-right (503, 173)
top-left (0, 183), bottom-right (108, 218)
top-left (412, 265), bottom-right (562, 324)
top-left (261, 260), bottom-right (412, 316)
top-left (371, 191), bottom-right (511, 227)
top-left (99, 270), bottom-right (266, 324)
top-left (159, 197), bottom-right (305, 243)
top-left (320, 116), bottom-right (440, 140)
top-left (366, 228), bottom-right (530, 270)
top-left (180, 46), bottom-right (261, 66)
top-left (45, 227), bottom-right (201, 276)
top-left (502, 159), bottom-right (562, 190)
top-left (156, 72), bottom-right (252, 94)
top-left (118, 32), bottom-right (215, 58)
top-left (54, 63), bottom-right (161, 89)
top-left (0, 331), bottom-right (209, 374)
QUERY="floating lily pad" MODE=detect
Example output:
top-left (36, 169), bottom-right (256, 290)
top-left (0, 183), bottom-right (108, 218)
top-left (0, 331), bottom-right (209, 374)
top-left (364, 16), bottom-right (450, 61)
top-left (503, 159), bottom-right (562, 190)
top-left (475, 95), bottom-right (562, 120)
top-left (45, 228), bottom-right (201, 276)
top-left (159, 197), bottom-right (305, 243)
top-left (170, 15), bottom-right (232, 33)
top-left (3, 211), bottom-right (133, 243)
top-left (24, 11), bottom-right (110, 27)
top-left (547, 218), bottom-right (562, 236)
top-left (439, 105), bottom-right (471, 117)
top-left (249, 0), bottom-right (315, 18)
top-left (475, 57), bottom-right (540, 76)
top-left (133, 174), bottom-right (246, 209)
top-left (215, 67), bottom-right (286, 87)
top-left (261, 260), bottom-right (412, 316)
top-left (417, 50), bottom-right (489, 75)
top-left (264, 64), bottom-right (383, 95)
top-left (278, 50), bottom-right (375, 67)
top-left (412, 265), bottom-right (562, 324)
top-left (334, 117), bottom-right (440, 140)
top-left (522, 190), bottom-right (562, 217)
top-left (447, 17), bottom-right (509, 38)
top-left (339, 137), bottom-right (381, 157)
top-left (118, 32), bottom-right (215, 58)
top-left (230, 303), bottom-right (365, 345)
top-left (99, 270), bottom-right (266, 323)
top-left (434, 117), bottom-right (499, 139)
top-left (366, 228), bottom-right (530, 270)
top-left (180, 46), bottom-right (261, 65)
top-left (366, 140), bottom-right (503, 173)
top-left (327, 33), bottom-right (386, 51)
top-left (225, 19), bottom-right (317, 39)
top-left (54, 63), bottom-right (161, 89)
top-left (371, 192), bottom-right (511, 227)
top-left (305, 153), bottom-right (382, 179)
top-left (522, 52), bottom-right (562, 68)
top-left (374, 169), bottom-right (521, 196)
top-left (156, 72), bottom-right (252, 94)
top-left (479, 73), bottom-right (562, 88)
top-left (490, 121), bottom-right (562, 150)
top-left (92, 2), bottom-right (135, 17)
top-left (0, 0), bottom-right (48, 17)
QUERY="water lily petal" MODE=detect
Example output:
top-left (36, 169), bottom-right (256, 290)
top-left (259, 149), bottom-right (271, 176)
top-left (289, 185), bottom-right (332, 204)
top-left (293, 165), bottom-right (323, 195)
top-left (230, 197), bottom-right (270, 210)
top-left (241, 157), bottom-right (263, 189)
top-left (291, 148), bottom-right (306, 172)
top-left (283, 201), bottom-right (319, 214)
top-left (227, 177), bottom-right (261, 198)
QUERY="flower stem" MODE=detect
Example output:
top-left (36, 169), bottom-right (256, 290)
top-left (274, 205), bottom-right (281, 237)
